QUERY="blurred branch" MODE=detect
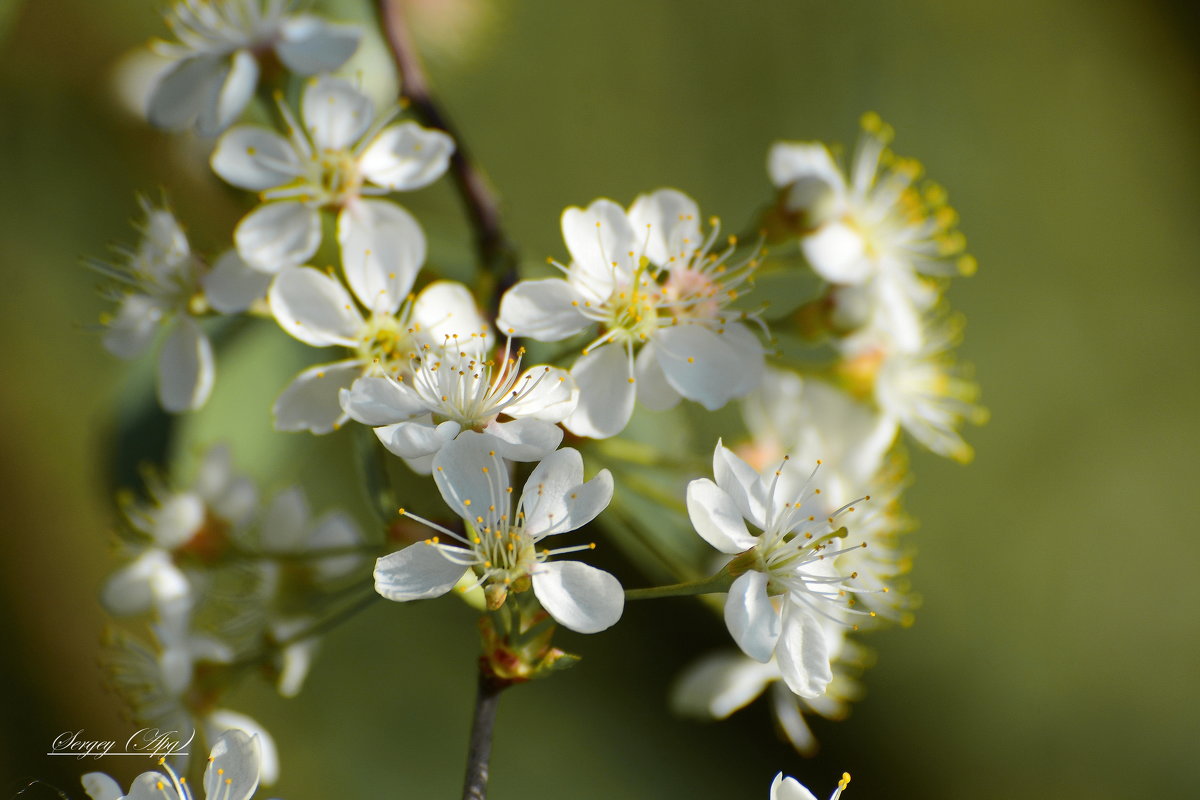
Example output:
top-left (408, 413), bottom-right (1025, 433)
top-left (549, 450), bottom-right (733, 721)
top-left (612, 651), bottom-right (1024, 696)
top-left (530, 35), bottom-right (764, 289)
top-left (376, 0), bottom-right (518, 313)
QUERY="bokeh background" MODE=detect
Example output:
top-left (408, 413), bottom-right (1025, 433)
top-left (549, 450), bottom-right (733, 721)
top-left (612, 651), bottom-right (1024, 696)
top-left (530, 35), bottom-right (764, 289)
top-left (1, 0), bottom-right (1197, 798)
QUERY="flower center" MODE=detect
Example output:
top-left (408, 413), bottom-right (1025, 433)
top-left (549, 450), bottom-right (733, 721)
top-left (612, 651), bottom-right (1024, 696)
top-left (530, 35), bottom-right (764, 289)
top-left (303, 149), bottom-right (363, 207)
top-left (357, 313), bottom-right (417, 376)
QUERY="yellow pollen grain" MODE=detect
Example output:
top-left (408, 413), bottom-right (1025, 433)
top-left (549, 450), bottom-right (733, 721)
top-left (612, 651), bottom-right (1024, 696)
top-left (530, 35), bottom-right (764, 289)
top-left (464, 499), bottom-right (471, 506)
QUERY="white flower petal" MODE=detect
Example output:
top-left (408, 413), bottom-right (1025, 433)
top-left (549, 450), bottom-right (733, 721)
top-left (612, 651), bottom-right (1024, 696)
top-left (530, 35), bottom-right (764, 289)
top-left (157, 317), bottom-right (214, 412)
top-left (496, 279), bottom-right (590, 341)
top-left (532, 560), bottom-right (624, 634)
top-left (235, 201), bottom-right (321, 273)
top-left (126, 771), bottom-right (181, 800)
top-left (771, 681), bottom-right (817, 755)
top-left (712, 441), bottom-right (768, 529)
top-left (276, 16), bottom-right (361, 74)
top-left (431, 431), bottom-right (509, 521)
top-left (203, 710), bottom-right (278, 786)
top-left (339, 376), bottom-right (425, 425)
top-left (302, 75), bottom-right (373, 152)
top-left (260, 487), bottom-right (310, 551)
top-left (103, 294), bottom-right (164, 359)
top-left (686, 478), bottom-right (757, 554)
top-left (203, 250), bottom-right (271, 313)
top-left (775, 604), bottom-right (833, 699)
top-left (724, 570), bottom-right (780, 663)
top-left (561, 200), bottom-right (637, 302)
top-left (152, 492), bottom-right (206, 547)
top-left (802, 222), bottom-right (870, 284)
top-left (374, 543), bottom-right (468, 601)
top-left (203, 730), bottom-right (260, 800)
top-left (275, 637), bottom-right (318, 698)
top-left (268, 265), bottom-right (361, 347)
top-left (337, 199), bottom-right (423, 313)
top-left (147, 53), bottom-right (225, 132)
top-left (273, 360), bottom-right (363, 434)
top-left (520, 448), bottom-right (613, 537)
top-left (360, 121), bottom-right (454, 191)
top-left (211, 126), bottom-right (300, 191)
top-left (101, 551), bottom-right (175, 616)
top-left (654, 323), bottom-right (762, 411)
top-left (197, 49), bottom-right (258, 137)
top-left (308, 510), bottom-right (363, 581)
top-left (501, 366), bottom-right (577, 422)
top-left (670, 651), bottom-right (776, 719)
top-left (627, 188), bottom-right (702, 267)
top-left (770, 773), bottom-right (821, 800)
top-left (482, 418), bottom-right (563, 462)
top-left (81, 773), bottom-right (123, 800)
top-left (375, 417), bottom-right (459, 460)
top-left (633, 341), bottom-right (681, 411)
top-left (563, 344), bottom-right (635, 439)
top-left (411, 280), bottom-right (491, 349)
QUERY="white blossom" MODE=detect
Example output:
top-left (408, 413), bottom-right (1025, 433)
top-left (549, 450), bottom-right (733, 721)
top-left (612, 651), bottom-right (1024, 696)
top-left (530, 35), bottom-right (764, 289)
top-left (498, 189), bottom-right (765, 438)
top-left (374, 433), bottom-right (623, 634)
top-left (268, 261), bottom-right (490, 433)
top-left (104, 444), bottom-right (258, 620)
top-left (96, 202), bottom-right (267, 412)
top-left (770, 772), bottom-right (851, 800)
top-left (83, 730), bottom-right (264, 800)
top-left (686, 441), bottom-right (871, 698)
top-left (769, 113), bottom-right (974, 352)
top-left (340, 338), bottom-right (576, 473)
top-left (211, 75), bottom-right (453, 273)
top-left (147, 0), bottom-right (361, 136)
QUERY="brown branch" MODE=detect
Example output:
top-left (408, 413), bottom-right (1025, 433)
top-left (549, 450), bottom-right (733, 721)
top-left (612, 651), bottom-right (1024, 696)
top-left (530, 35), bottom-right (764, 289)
top-left (376, 0), bottom-right (518, 312)
top-left (461, 668), bottom-right (506, 800)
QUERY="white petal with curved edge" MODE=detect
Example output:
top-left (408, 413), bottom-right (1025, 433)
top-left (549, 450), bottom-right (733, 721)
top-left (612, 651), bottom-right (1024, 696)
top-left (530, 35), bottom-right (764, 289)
top-left (337, 199), bottom-right (423, 313)
top-left (103, 294), bottom-right (164, 359)
top-left (670, 651), bottom-right (777, 719)
top-left (563, 344), bottom-right (635, 439)
top-left (375, 417), bottom-right (459, 460)
top-left (430, 431), bottom-right (509, 522)
top-left (655, 323), bottom-right (762, 411)
top-left (268, 265), bottom-right (361, 347)
top-left (235, 202), bottom-right (321, 273)
top-left (276, 637), bottom-right (318, 698)
top-left (686, 478), bottom-right (757, 554)
top-left (198, 48), bottom-right (257, 137)
top-left (633, 342), bottom-right (681, 411)
top-left (501, 366), bottom-right (576, 421)
top-left (204, 250), bottom-right (270, 313)
top-left (81, 773), bottom-right (123, 800)
top-left (533, 561), bottom-right (624, 634)
top-left (628, 188), bottom-right (702, 267)
top-left (374, 543), bottom-right (469, 601)
top-left (211, 126), bottom-right (300, 191)
top-left (522, 448), bottom-right (612, 536)
top-left (775, 603), bottom-right (833, 699)
top-left (147, 53), bottom-right (225, 132)
top-left (126, 771), bottom-right (181, 800)
top-left (203, 730), bottom-right (260, 800)
top-left (482, 418), bottom-right (563, 462)
top-left (260, 487), bottom-right (310, 551)
top-left (301, 75), bottom-right (373, 151)
top-left (770, 773), bottom-right (821, 800)
top-left (276, 16), bottom-right (361, 74)
top-left (771, 682), bottom-right (817, 755)
top-left (411, 280), bottom-right (491, 350)
top-left (360, 122), bottom-right (455, 191)
top-left (203, 710), bottom-right (278, 786)
top-left (340, 376), bottom-right (425, 425)
top-left (273, 360), bottom-right (363, 434)
top-left (561, 200), bottom-right (637, 302)
top-left (724, 570), bottom-right (780, 663)
top-left (157, 318), bottom-right (214, 412)
top-left (101, 551), bottom-right (183, 616)
top-left (802, 221), bottom-right (870, 284)
top-left (308, 510), bottom-right (364, 581)
top-left (496, 279), bottom-right (589, 341)
top-left (712, 441), bottom-right (768, 529)
top-left (767, 141), bottom-right (844, 193)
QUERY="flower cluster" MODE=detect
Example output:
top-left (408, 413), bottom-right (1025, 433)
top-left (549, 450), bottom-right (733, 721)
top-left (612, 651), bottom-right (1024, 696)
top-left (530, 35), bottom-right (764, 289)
top-left (77, 2), bottom-right (986, 796)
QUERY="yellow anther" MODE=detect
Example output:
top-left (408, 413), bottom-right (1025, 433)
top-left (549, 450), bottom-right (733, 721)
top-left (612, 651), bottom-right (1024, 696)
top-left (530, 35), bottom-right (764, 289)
top-left (464, 499), bottom-right (472, 506)
top-left (839, 773), bottom-right (851, 790)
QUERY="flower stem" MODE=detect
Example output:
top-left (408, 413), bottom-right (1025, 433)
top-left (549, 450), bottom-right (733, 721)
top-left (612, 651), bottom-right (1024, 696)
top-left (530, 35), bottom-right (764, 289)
top-left (376, 0), bottom-right (518, 311)
top-left (461, 669), bottom-right (506, 800)
top-left (624, 570), bottom-right (737, 601)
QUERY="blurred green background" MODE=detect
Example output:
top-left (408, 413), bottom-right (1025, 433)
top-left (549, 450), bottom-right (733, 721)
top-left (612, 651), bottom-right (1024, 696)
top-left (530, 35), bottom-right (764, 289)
top-left (1, 0), bottom-right (1197, 798)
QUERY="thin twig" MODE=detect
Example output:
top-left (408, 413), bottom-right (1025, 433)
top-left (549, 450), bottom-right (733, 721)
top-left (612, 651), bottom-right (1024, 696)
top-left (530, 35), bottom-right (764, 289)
top-left (461, 669), bottom-right (505, 800)
top-left (376, 0), bottom-right (518, 312)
